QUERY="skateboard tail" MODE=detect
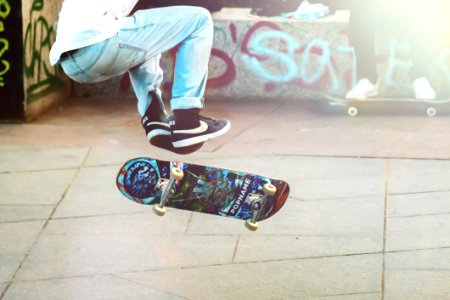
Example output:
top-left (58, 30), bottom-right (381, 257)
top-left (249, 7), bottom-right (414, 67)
top-left (116, 158), bottom-right (162, 205)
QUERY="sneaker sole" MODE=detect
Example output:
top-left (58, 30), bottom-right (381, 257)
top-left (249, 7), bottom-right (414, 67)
top-left (147, 129), bottom-right (171, 140)
top-left (172, 121), bottom-right (231, 148)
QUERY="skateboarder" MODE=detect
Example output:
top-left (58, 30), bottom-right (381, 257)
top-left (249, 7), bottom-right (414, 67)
top-left (343, 0), bottom-right (441, 100)
top-left (49, 0), bottom-right (230, 149)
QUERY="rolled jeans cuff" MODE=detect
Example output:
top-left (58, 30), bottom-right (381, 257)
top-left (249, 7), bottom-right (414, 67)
top-left (171, 97), bottom-right (205, 111)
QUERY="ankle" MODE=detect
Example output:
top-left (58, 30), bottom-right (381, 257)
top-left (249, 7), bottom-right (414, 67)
top-left (173, 109), bottom-right (201, 129)
top-left (142, 91), bottom-right (167, 122)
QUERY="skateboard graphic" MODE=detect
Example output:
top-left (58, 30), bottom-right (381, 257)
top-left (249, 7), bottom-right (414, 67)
top-left (116, 157), bottom-right (290, 231)
top-left (324, 94), bottom-right (450, 117)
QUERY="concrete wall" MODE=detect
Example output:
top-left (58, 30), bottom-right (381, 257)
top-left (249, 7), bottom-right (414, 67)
top-left (22, 0), bottom-right (69, 120)
top-left (74, 8), bottom-right (450, 102)
top-left (0, 0), bottom-right (68, 121)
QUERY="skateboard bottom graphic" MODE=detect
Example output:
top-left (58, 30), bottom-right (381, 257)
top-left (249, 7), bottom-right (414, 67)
top-left (116, 157), bottom-right (290, 231)
top-left (324, 95), bottom-right (450, 117)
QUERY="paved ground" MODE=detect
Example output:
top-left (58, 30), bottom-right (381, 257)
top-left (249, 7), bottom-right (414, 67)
top-left (0, 97), bottom-right (449, 299)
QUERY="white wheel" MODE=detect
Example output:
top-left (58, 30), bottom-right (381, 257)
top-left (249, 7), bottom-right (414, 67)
top-left (347, 106), bottom-right (358, 117)
top-left (245, 219), bottom-right (259, 231)
top-left (426, 107), bottom-right (436, 117)
top-left (152, 204), bottom-right (166, 216)
top-left (263, 183), bottom-right (276, 196)
top-left (171, 167), bottom-right (184, 180)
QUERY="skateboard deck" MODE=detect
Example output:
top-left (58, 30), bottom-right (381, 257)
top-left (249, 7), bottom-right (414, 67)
top-left (116, 157), bottom-right (290, 230)
top-left (324, 94), bottom-right (450, 117)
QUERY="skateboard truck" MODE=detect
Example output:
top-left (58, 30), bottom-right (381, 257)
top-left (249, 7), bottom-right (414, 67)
top-left (152, 167), bottom-right (184, 216)
top-left (245, 183), bottom-right (277, 231)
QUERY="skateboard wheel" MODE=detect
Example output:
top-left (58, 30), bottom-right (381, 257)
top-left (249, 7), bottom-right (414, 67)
top-left (152, 204), bottom-right (167, 216)
top-left (263, 183), bottom-right (276, 196)
top-left (245, 219), bottom-right (259, 231)
top-left (347, 106), bottom-right (358, 117)
top-left (426, 107), bottom-right (436, 117)
top-left (171, 167), bottom-right (184, 180)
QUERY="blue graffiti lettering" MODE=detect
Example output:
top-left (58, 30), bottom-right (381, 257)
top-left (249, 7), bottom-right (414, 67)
top-left (300, 38), bottom-right (339, 90)
top-left (242, 30), bottom-right (299, 82)
top-left (384, 39), bottom-right (413, 87)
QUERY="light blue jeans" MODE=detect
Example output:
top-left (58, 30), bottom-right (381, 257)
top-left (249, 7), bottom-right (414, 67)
top-left (60, 6), bottom-right (213, 116)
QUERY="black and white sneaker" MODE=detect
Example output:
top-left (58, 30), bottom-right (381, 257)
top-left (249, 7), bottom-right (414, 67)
top-left (170, 109), bottom-right (231, 148)
top-left (141, 92), bottom-right (171, 140)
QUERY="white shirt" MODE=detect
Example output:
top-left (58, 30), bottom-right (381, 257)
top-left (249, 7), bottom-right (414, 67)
top-left (49, 0), bottom-right (138, 66)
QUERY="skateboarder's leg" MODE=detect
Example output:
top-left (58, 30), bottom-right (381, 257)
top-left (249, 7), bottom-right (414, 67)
top-left (60, 6), bottom-right (230, 147)
top-left (408, 25), bottom-right (437, 99)
top-left (128, 54), bottom-right (172, 140)
top-left (349, 2), bottom-right (378, 84)
top-left (120, 6), bottom-right (230, 147)
top-left (345, 1), bottom-right (379, 99)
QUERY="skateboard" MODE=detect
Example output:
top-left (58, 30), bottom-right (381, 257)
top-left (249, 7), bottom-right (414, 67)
top-left (116, 157), bottom-right (290, 231)
top-left (324, 94), bottom-right (450, 117)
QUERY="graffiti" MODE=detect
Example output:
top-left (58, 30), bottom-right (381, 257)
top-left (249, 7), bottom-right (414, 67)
top-left (384, 40), bottom-right (413, 87)
top-left (211, 21), bottom-right (351, 92)
top-left (0, 0), bottom-right (11, 87)
top-left (206, 20), bottom-right (450, 95)
top-left (23, 0), bottom-right (63, 101)
top-left (106, 18), bottom-right (450, 99)
top-left (241, 21), bottom-right (282, 59)
top-left (207, 48), bottom-right (236, 88)
top-left (243, 30), bottom-right (300, 82)
top-left (299, 39), bottom-right (340, 90)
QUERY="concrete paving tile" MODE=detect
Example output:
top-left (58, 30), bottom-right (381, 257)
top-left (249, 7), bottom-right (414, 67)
top-left (0, 221), bottom-right (45, 254)
top-left (0, 124), bottom-right (12, 135)
top-left (0, 148), bottom-right (89, 172)
top-left (0, 169), bottom-right (77, 206)
top-left (234, 235), bottom-right (381, 263)
top-left (53, 166), bottom-right (150, 218)
top-left (388, 191), bottom-right (450, 218)
top-left (313, 293), bottom-right (381, 300)
top-left (387, 159), bottom-right (450, 194)
top-left (3, 275), bottom-right (183, 300)
top-left (385, 270), bottom-right (450, 300)
top-left (188, 196), bottom-right (384, 238)
top-left (0, 145), bottom-right (23, 153)
top-left (119, 254), bottom-right (382, 299)
top-left (384, 249), bottom-right (450, 300)
top-left (34, 98), bottom-right (138, 127)
top-left (48, 212), bottom-right (192, 236)
top-left (386, 248), bottom-right (450, 270)
top-left (213, 101), bottom-right (450, 159)
top-left (15, 215), bottom-right (237, 281)
top-left (386, 214), bottom-right (450, 251)
top-left (1, 125), bottom-right (98, 149)
top-left (0, 254), bottom-right (24, 282)
top-left (0, 221), bottom-right (45, 283)
top-left (0, 206), bottom-right (54, 223)
top-left (216, 109), bottom-right (362, 157)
